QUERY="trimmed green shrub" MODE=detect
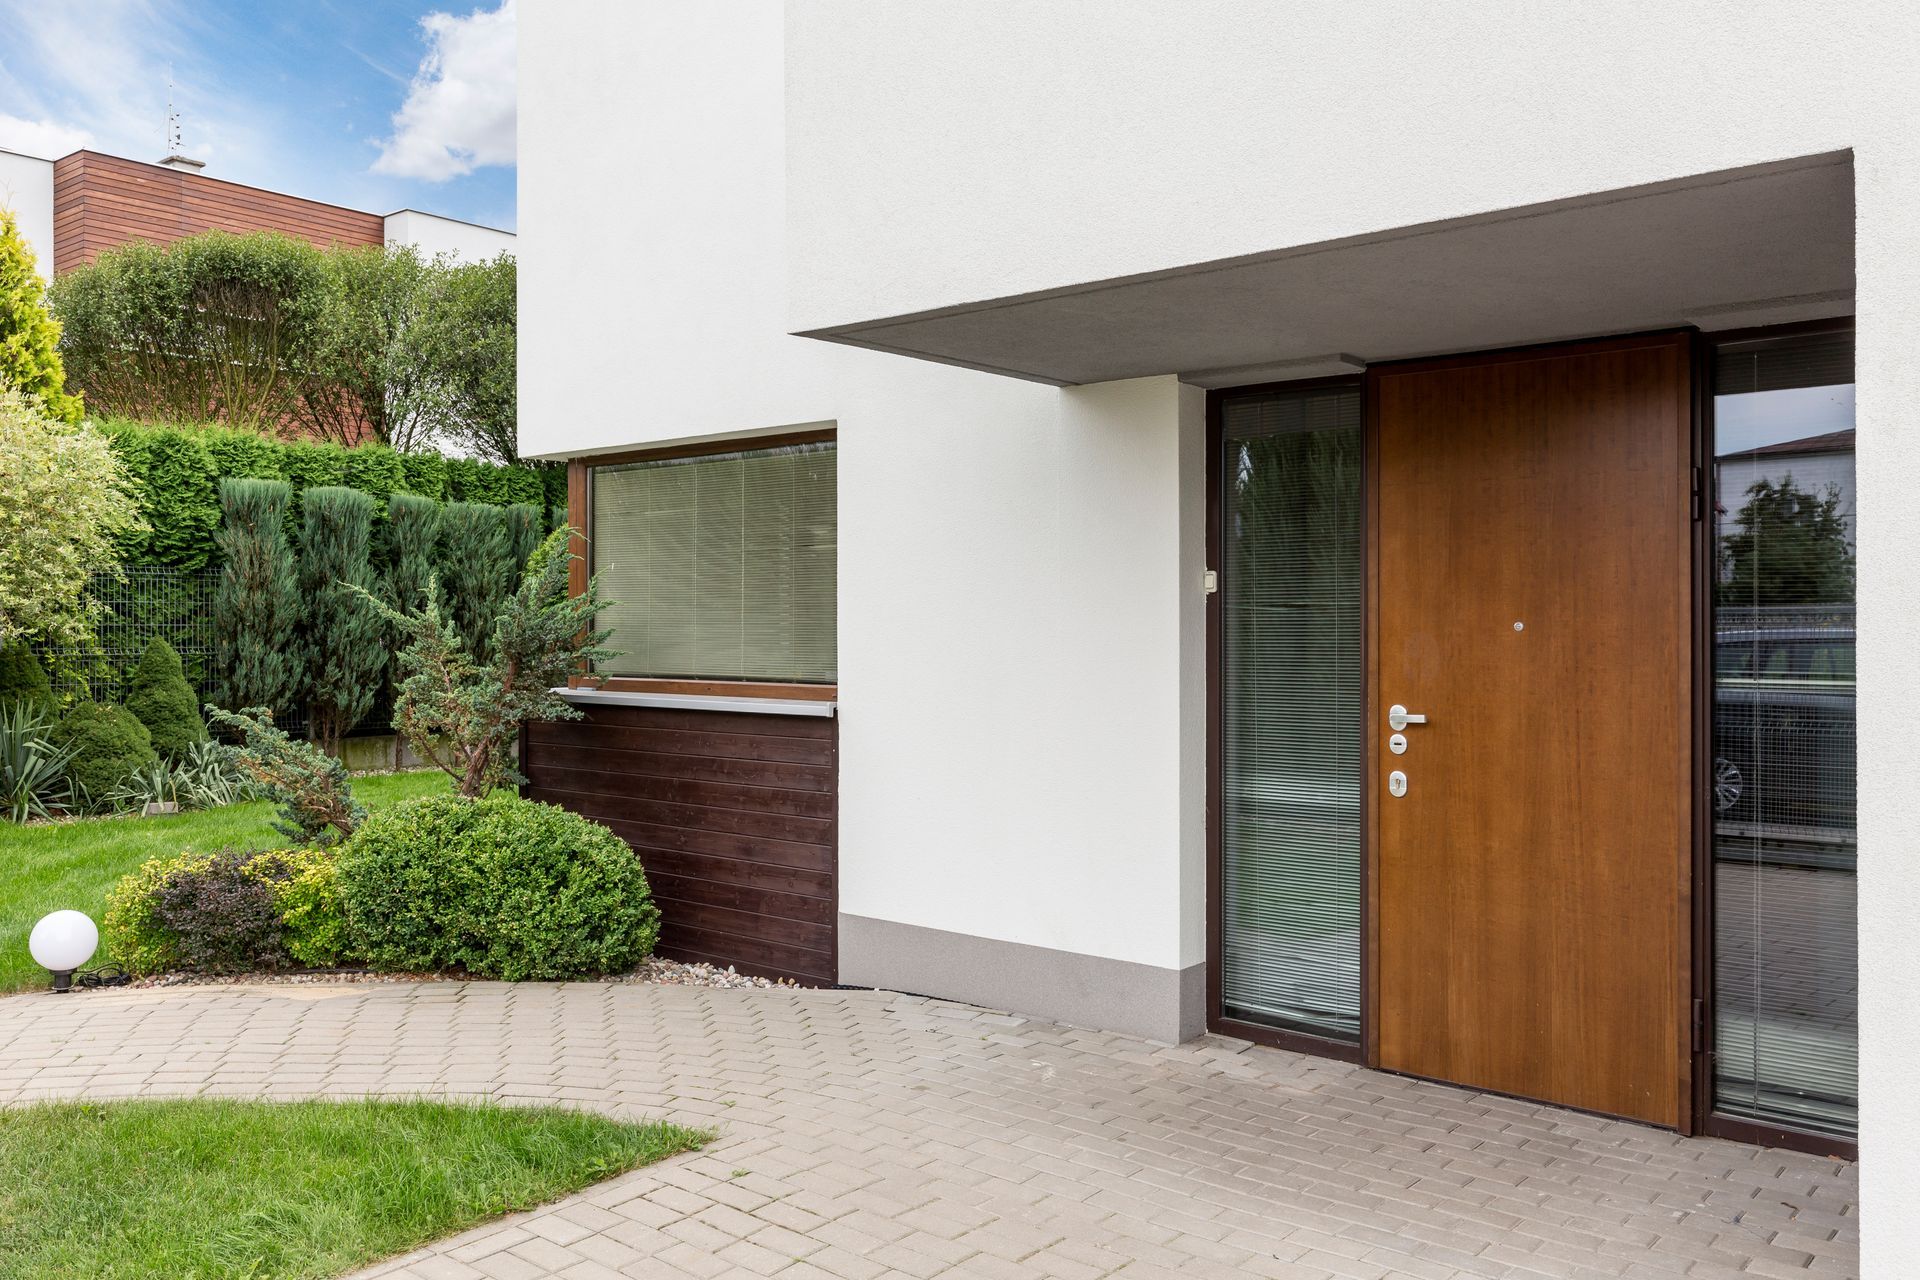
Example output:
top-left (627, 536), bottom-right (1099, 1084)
top-left (257, 846), bottom-right (351, 967)
top-left (437, 502), bottom-right (514, 659)
top-left (128, 421), bottom-right (221, 570)
top-left (205, 705), bottom-right (363, 843)
top-left (443, 456), bottom-right (483, 503)
top-left (342, 444), bottom-right (406, 508)
top-left (104, 851), bottom-right (198, 973)
top-left (280, 438), bottom-right (350, 503)
top-left (399, 451), bottom-right (448, 501)
top-left (151, 848), bottom-right (287, 973)
top-left (103, 846), bottom-right (347, 974)
top-left (296, 487), bottom-right (384, 753)
top-left (0, 642), bottom-right (54, 710)
top-left (339, 793), bottom-right (660, 980)
top-left (125, 637), bottom-right (208, 760)
top-left (201, 426), bottom-right (285, 482)
top-left (93, 421), bottom-right (155, 563)
top-left (50, 701), bottom-right (157, 804)
top-left (213, 478), bottom-right (302, 714)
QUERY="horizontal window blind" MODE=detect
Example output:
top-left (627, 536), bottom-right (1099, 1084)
top-left (591, 442), bottom-right (835, 682)
top-left (1219, 385), bottom-right (1363, 1041)
top-left (1711, 328), bottom-right (1857, 1138)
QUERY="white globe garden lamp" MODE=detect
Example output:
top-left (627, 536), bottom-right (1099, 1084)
top-left (29, 910), bottom-right (99, 993)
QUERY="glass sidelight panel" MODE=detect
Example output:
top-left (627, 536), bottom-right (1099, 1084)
top-left (1219, 385), bottom-right (1363, 1040)
top-left (1712, 327), bottom-right (1857, 1137)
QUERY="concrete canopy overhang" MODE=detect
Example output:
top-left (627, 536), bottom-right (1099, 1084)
top-left (795, 152), bottom-right (1854, 387)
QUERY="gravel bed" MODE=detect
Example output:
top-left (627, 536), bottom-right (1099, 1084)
top-left (108, 957), bottom-right (793, 992)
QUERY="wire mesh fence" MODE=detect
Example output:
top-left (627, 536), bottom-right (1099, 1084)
top-left (32, 565), bottom-right (394, 741)
top-left (37, 566), bottom-right (221, 706)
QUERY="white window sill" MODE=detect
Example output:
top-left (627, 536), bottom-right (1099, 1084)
top-left (551, 687), bottom-right (836, 718)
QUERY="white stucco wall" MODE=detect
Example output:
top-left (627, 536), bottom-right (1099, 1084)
top-left (519, 2), bottom-right (1207, 978)
top-left (383, 209), bottom-right (515, 263)
top-left (527, 2), bottom-right (1919, 1264)
top-left (0, 147), bottom-right (56, 282)
top-left (785, 1), bottom-right (1901, 332)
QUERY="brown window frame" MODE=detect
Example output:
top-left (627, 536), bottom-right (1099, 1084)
top-left (565, 427), bottom-right (838, 699)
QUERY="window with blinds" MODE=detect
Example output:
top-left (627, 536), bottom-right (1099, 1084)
top-left (1219, 384), bottom-right (1363, 1042)
top-left (1711, 327), bottom-right (1856, 1138)
top-left (590, 441), bottom-right (836, 683)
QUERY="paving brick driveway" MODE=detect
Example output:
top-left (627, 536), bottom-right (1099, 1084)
top-left (0, 982), bottom-right (1856, 1279)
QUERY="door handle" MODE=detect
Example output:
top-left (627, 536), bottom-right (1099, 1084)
top-left (1388, 704), bottom-right (1427, 731)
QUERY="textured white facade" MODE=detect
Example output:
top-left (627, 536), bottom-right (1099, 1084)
top-left (519, 4), bottom-right (1207, 990)
top-left (0, 147), bottom-right (56, 281)
top-left (383, 209), bottom-right (516, 263)
top-left (520, 3), bottom-right (1918, 1265)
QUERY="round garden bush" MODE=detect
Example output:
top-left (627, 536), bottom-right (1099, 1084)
top-left (338, 793), bottom-right (661, 981)
top-left (0, 640), bottom-right (53, 710)
top-left (51, 701), bottom-right (157, 803)
top-left (125, 637), bottom-right (208, 760)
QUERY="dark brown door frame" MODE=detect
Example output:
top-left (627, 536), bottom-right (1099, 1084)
top-left (1206, 328), bottom-right (1855, 1156)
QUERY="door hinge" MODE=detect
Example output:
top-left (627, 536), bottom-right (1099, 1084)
top-left (1691, 996), bottom-right (1706, 1054)
top-left (1690, 465), bottom-right (1704, 522)
top-left (1203, 568), bottom-right (1219, 596)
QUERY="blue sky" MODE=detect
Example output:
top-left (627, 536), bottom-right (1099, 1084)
top-left (0, 0), bottom-right (516, 230)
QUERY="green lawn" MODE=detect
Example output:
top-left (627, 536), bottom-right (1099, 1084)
top-left (0, 770), bottom-right (451, 995)
top-left (0, 1098), bottom-right (707, 1279)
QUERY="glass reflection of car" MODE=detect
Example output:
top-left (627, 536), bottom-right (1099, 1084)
top-left (1713, 628), bottom-right (1855, 847)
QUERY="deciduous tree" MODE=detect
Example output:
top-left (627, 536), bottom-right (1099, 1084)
top-left (0, 388), bottom-right (144, 646)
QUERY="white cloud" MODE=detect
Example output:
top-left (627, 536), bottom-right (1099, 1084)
top-left (372, 0), bottom-right (515, 181)
top-left (0, 113), bottom-right (92, 159)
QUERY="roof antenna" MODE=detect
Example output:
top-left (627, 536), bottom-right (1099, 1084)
top-left (158, 69), bottom-right (205, 173)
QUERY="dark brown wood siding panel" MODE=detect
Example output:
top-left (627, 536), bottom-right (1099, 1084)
top-left (524, 702), bottom-right (837, 985)
top-left (51, 150), bottom-right (384, 275)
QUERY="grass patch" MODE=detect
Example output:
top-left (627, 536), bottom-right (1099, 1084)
top-left (0, 771), bottom-right (451, 995)
top-left (0, 1098), bottom-right (707, 1279)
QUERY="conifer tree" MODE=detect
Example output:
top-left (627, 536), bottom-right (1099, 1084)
top-left (0, 207), bottom-right (82, 423)
top-left (213, 479), bottom-right (302, 716)
top-left (0, 641), bottom-right (54, 710)
top-left (504, 502), bottom-right (544, 589)
top-left (436, 501), bottom-right (513, 659)
top-left (125, 637), bottom-right (208, 759)
top-left (297, 486), bottom-right (385, 755)
top-left (388, 492), bottom-right (443, 612)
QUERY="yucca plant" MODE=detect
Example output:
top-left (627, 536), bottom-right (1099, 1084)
top-left (107, 758), bottom-right (182, 813)
top-left (175, 740), bottom-right (258, 809)
top-left (0, 702), bottom-right (78, 822)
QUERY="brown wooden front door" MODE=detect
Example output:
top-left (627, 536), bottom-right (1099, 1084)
top-left (1369, 334), bottom-right (1693, 1126)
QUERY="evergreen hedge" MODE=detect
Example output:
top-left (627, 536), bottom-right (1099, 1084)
top-left (126, 637), bottom-right (208, 760)
top-left (96, 419), bottom-right (558, 572)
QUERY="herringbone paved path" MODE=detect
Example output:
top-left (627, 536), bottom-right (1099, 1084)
top-left (0, 982), bottom-right (1856, 1279)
